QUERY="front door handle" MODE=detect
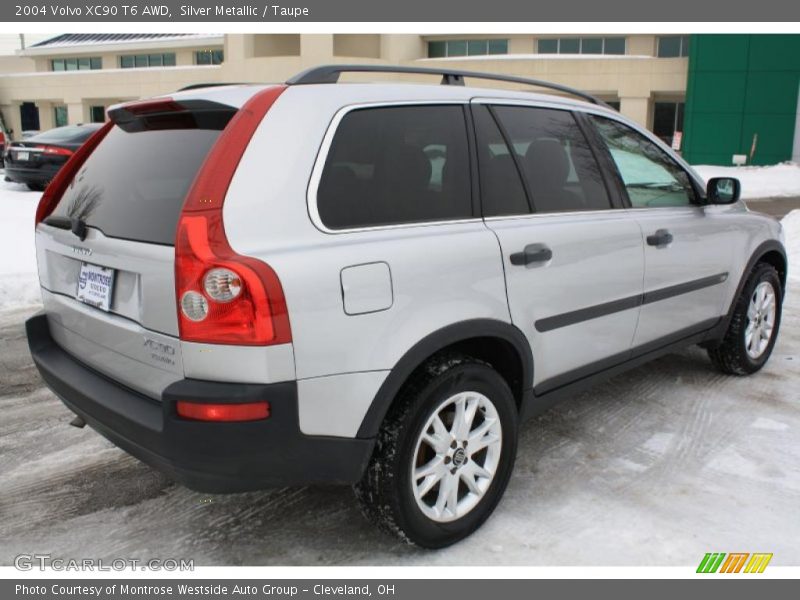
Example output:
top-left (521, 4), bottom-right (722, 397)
top-left (646, 229), bottom-right (673, 247)
top-left (510, 244), bottom-right (553, 266)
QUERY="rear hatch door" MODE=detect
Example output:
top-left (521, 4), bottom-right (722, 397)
top-left (36, 98), bottom-right (237, 399)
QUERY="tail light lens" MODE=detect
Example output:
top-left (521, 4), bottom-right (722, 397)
top-left (176, 400), bottom-right (270, 422)
top-left (35, 122), bottom-right (113, 225)
top-left (38, 145), bottom-right (74, 157)
top-left (175, 85), bottom-right (291, 346)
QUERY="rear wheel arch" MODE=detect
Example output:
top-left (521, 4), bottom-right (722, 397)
top-left (356, 319), bottom-right (533, 438)
top-left (707, 240), bottom-right (787, 346)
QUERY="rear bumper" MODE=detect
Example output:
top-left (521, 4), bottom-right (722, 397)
top-left (4, 163), bottom-right (61, 185)
top-left (26, 313), bottom-right (374, 493)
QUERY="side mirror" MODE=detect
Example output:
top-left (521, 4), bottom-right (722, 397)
top-left (706, 177), bottom-right (741, 204)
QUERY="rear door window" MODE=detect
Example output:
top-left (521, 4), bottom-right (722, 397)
top-left (490, 105), bottom-right (612, 213)
top-left (317, 105), bottom-right (472, 229)
top-left (50, 111), bottom-right (231, 245)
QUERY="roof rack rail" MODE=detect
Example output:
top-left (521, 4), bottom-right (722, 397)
top-left (286, 64), bottom-right (609, 107)
top-left (176, 82), bottom-right (247, 92)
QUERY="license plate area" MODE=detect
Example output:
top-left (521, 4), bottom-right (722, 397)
top-left (16, 151), bottom-right (30, 161)
top-left (76, 262), bottom-right (115, 312)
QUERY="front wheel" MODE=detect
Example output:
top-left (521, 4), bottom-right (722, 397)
top-left (708, 262), bottom-right (782, 375)
top-left (355, 354), bottom-right (518, 548)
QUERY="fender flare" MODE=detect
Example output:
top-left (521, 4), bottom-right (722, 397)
top-left (356, 318), bottom-right (533, 438)
top-left (707, 239), bottom-right (787, 343)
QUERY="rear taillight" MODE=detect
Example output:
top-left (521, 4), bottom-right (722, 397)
top-left (35, 122), bottom-right (113, 225)
top-left (176, 400), bottom-right (270, 422)
top-left (175, 85), bottom-right (290, 346)
top-left (37, 145), bottom-right (74, 157)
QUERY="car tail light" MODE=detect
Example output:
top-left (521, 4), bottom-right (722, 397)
top-left (176, 400), bottom-right (270, 422)
top-left (34, 122), bottom-right (113, 225)
top-left (175, 85), bottom-right (291, 346)
top-left (37, 145), bottom-right (74, 157)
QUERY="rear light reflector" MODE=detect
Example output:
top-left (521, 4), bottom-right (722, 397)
top-left (38, 145), bottom-right (74, 157)
top-left (175, 85), bottom-right (291, 346)
top-left (176, 401), bottom-right (270, 422)
top-left (35, 121), bottom-right (113, 225)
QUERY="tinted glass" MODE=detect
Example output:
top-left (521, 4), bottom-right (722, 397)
top-left (163, 53), bottom-right (176, 66)
top-left (582, 38), bottom-right (603, 54)
top-left (560, 38), bottom-right (580, 53)
top-left (33, 125), bottom-right (101, 144)
top-left (604, 37), bottom-right (626, 54)
top-left (538, 39), bottom-right (558, 54)
top-left (591, 116), bottom-right (695, 208)
top-left (473, 105), bottom-right (530, 217)
top-left (448, 40), bottom-right (467, 56)
top-left (52, 59), bottom-right (64, 71)
top-left (120, 56), bottom-right (134, 68)
top-left (90, 57), bottom-right (102, 69)
top-left (318, 106), bottom-right (472, 229)
top-left (492, 106), bottom-right (611, 213)
top-left (428, 41), bottom-right (446, 58)
top-left (468, 40), bottom-right (488, 55)
top-left (657, 36), bottom-right (682, 58)
top-left (488, 39), bottom-right (508, 54)
top-left (50, 118), bottom-right (230, 245)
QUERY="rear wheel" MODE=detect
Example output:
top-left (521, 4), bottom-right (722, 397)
top-left (355, 354), bottom-right (518, 548)
top-left (26, 183), bottom-right (46, 192)
top-left (708, 262), bottom-right (782, 375)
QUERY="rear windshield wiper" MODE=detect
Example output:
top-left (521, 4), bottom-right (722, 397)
top-left (43, 215), bottom-right (88, 241)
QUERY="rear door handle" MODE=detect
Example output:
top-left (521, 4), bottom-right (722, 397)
top-left (510, 244), bottom-right (553, 266)
top-left (646, 229), bottom-right (673, 247)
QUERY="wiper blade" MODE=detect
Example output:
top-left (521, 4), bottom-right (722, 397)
top-left (43, 215), bottom-right (88, 241)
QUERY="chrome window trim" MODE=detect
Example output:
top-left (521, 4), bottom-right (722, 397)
top-left (306, 100), bottom-right (481, 235)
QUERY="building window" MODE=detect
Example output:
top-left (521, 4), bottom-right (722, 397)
top-left (657, 36), bottom-right (690, 58)
top-left (195, 49), bottom-right (224, 65)
top-left (51, 57), bottom-right (101, 71)
top-left (90, 106), bottom-right (105, 123)
top-left (427, 39), bottom-right (508, 58)
top-left (119, 53), bottom-right (177, 68)
top-left (653, 101), bottom-right (686, 148)
top-left (537, 37), bottom-right (626, 55)
top-left (53, 106), bottom-right (68, 128)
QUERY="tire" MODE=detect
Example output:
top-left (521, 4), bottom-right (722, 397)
top-left (708, 262), bottom-right (782, 375)
top-left (26, 183), bottom-right (46, 192)
top-left (355, 353), bottom-right (518, 548)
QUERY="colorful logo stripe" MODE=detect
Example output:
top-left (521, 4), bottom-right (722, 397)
top-left (697, 553), bottom-right (773, 573)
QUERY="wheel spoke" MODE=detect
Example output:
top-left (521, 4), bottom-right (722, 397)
top-left (414, 456), bottom-right (444, 480)
top-left (470, 431), bottom-right (500, 455)
top-left (431, 413), bottom-right (449, 439)
top-left (460, 469), bottom-right (481, 495)
top-left (422, 432), bottom-right (448, 454)
top-left (434, 473), bottom-right (454, 515)
top-left (416, 471), bottom-right (444, 498)
top-left (470, 463), bottom-right (492, 480)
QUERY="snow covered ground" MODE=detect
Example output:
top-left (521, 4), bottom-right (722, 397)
top-left (0, 173), bottom-right (798, 566)
top-left (693, 162), bottom-right (800, 200)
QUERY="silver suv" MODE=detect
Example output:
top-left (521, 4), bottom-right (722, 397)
top-left (27, 65), bottom-right (787, 548)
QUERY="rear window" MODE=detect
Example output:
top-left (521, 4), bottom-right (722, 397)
top-left (50, 115), bottom-right (229, 245)
top-left (317, 105), bottom-right (472, 229)
top-left (32, 125), bottom-right (101, 144)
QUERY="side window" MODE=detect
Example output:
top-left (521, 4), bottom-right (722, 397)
top-left (473, 105), bottom-right (530, 217)
top-left (591, 116), bottom-right (696, 208)
top-left (317, 105), bottom-right (471, 229)
top-left (491, 106), bottom-right (612, 213)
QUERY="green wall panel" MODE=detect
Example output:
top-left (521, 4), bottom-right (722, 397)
top-left (682, 34), bottom-right (800, 166)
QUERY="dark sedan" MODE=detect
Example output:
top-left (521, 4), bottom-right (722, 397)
top-left (4, 124), bottom-right (103, 191)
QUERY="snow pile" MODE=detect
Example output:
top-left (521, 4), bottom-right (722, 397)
top-left (783, 209), bottom-right (800, 284)
top-left (0, 179), bottom-right (41, 308)
top-left (693, 162), bottom-right (800, 200)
